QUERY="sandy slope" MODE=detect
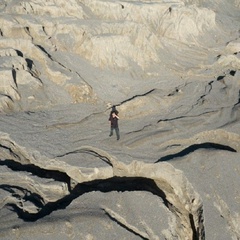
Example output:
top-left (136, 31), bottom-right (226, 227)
top-left (0, 0), bottom-right (240, 239)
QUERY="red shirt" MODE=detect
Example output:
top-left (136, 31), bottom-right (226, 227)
top-left (109, 114), bottom-right (119, 128)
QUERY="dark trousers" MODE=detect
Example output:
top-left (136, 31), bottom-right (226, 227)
top-left (110, 127), bottom-right (120, 140)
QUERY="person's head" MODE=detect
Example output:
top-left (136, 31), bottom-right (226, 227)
top-left (111, 106), bottom-right (118, 115)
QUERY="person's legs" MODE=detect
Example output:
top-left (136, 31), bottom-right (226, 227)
top-left (115, 127), bottom-right (120, 140)
top-left (109, 127), bottom-right (113, 136)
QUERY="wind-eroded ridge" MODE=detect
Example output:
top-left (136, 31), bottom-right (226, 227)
top-left (0, 133), bottom-right (204, 239)
top-left (156, 129), bottom-right (240, 162)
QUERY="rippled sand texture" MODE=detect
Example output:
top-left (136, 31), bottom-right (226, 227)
top-left (0, 0), bottom-right (240, 239)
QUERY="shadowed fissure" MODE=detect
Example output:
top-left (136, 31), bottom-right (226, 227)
top-left (156, 142), bottom-right (236, 163)
top-left (0, 140), bottom-right (206, 239)
top-left (4, 177), bottom-right (168, 222)
top-left (1, 162), bottom-right (203, 239)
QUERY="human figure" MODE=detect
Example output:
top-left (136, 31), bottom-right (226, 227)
top-left (109, 107), bottom-right (120, 140)
top-left (111, 105), bottom-right (118, 115)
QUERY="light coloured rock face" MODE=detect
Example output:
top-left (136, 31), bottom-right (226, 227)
top-left (0, 0), bottom-right (239, 113)
top-left (0, 0), bottom-right (240, 240)
top-left (0, 134), bottom-right (204, 239)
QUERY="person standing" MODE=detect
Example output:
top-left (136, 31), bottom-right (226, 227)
top-left (109, 107), bottom-right (120, 140)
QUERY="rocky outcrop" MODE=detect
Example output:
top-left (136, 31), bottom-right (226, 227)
top-left (0, 1), bottom-right (240, 239)
top-left (0, 0), bottom-right (239, 112)
top-left (0, 133), bottom-right (204, 239)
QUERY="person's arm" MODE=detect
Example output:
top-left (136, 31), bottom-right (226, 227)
top-left (112, 112), bottom-right (119, 118)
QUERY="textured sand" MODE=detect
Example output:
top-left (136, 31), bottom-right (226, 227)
top-left (0, 0), bottom-right (240, 239)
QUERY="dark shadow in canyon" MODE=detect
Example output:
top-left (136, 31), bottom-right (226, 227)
top-left (4, 177), bottom-right (168, 222)
top-left (156, 142), bottom-right (236, 163)
top-left (3, 176), bottom-right (202, 239)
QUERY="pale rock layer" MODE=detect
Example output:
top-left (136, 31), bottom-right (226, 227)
top-left (0, 0), bottom-right (240, 240)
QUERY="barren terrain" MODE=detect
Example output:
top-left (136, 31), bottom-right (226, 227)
top-left (0, 0), bottom-right (240, 239)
